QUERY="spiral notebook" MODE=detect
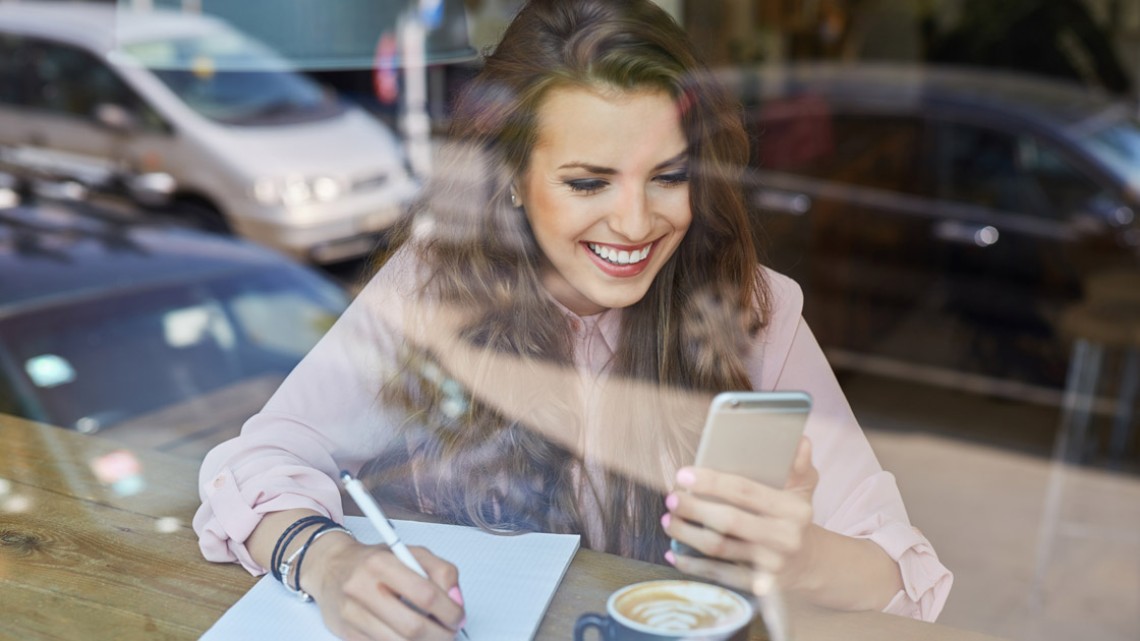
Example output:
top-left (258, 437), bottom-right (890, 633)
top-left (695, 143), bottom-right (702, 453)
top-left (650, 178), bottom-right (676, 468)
top-left (201, 516), bottom-right (581, 641)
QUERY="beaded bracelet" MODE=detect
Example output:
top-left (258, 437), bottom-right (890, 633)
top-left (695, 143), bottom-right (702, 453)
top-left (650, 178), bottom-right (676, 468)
top-left (271, 515), bottom-right (333, 582)
top-left (280, 522), bottom-right (354, 602)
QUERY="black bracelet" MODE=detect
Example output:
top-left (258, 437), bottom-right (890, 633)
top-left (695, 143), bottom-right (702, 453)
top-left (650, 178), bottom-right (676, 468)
top-left (293, 521), bottom-right (351, 594)
top-left (271, 516), bottom-right (326, 581)
top-left (271, 516), bottom-right (332, 582)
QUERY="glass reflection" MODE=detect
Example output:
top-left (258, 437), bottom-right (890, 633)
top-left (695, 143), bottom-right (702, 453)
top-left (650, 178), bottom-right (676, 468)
top-left (89, 449), bottom-right (146, 496)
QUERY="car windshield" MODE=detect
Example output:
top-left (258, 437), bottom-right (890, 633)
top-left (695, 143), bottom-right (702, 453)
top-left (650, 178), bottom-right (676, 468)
top-left (120, 30), bottom-right (342, 125)
top-left (1082, 113), bottom-right (1140, 193)
top-left (0, 266), bottom-right (346, 432)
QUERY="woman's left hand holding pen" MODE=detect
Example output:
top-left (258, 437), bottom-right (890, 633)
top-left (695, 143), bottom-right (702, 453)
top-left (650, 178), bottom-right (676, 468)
top-left (297, 524), bottom-right (466, 641)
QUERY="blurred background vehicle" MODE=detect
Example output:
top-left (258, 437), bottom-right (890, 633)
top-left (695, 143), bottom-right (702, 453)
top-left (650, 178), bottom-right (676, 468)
top-left (725, 63), bottom-right (1140, 397)
top-left (0, 185), bottom-right (348, 459)
top-left (0, 1), bottom-right (419, 264)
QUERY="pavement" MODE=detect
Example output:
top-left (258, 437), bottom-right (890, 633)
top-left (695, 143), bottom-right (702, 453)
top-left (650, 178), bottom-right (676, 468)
top-left (843, 373), bottom-right (1140, 641)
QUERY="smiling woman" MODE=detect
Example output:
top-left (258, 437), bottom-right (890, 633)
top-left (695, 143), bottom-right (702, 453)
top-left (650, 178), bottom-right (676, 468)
top-left (193, 1), bottom-right (952, 639)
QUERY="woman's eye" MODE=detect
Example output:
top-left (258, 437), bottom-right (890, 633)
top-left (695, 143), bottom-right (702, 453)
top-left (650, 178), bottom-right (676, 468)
top-left (655, 170), bottom-right (690, 186)
top-left (565, 179), bottom-right (607, 194)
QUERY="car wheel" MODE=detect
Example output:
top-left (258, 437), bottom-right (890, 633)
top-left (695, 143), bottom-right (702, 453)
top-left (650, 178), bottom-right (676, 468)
top-left (174, 200), bottom-right (231, 234)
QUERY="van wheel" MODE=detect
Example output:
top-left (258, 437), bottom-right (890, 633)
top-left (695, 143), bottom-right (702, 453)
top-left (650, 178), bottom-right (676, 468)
top-left (174, 200), bottom-right (231, 234)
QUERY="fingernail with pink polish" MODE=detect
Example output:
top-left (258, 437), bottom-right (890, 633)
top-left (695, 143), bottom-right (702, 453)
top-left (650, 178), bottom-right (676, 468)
top-left (665, 493), bottom-right (678, 511)
top-left (660, 513), bottom-right (671, 529)
top-left (449, 585), bottom-right (464, 607)
top-left (676, 468), bottom-right (696, 487)
top-left (665, 550), bottom-right (676, 565)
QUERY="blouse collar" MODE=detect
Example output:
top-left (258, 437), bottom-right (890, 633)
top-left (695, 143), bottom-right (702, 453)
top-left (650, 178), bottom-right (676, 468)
top-left (547, 295), bottom-right (622, 359)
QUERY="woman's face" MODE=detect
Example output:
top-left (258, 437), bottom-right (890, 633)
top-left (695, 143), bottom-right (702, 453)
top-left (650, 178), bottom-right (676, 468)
top-left (519, 86), bottom-right (691, 316)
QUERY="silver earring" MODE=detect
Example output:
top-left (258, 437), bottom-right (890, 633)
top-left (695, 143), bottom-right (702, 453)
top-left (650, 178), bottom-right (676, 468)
top-left (510, 191), bottom-right (520, 208)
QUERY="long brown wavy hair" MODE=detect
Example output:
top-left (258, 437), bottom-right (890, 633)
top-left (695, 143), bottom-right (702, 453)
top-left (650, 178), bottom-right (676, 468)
top-left (362, 0), bottom-right (769, 563)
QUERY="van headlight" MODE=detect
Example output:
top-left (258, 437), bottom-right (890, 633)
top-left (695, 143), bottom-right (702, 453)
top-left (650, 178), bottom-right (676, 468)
top-left (253, 175), bottom-right (345, 206)
top-left (311, 176), bottom-right (342, 202)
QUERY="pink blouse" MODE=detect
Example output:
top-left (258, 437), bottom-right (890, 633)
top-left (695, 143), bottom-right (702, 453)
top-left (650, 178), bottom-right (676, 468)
top-left (193, 248), bottom-right (952, 621)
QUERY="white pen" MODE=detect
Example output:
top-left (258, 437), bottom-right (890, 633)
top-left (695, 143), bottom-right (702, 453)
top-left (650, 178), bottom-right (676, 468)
top-left (340, 471), bottom-right (470, 640)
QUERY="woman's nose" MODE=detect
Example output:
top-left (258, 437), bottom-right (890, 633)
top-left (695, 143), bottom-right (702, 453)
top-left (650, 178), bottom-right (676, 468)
top-left (608, 186), bottom-right (652, 242)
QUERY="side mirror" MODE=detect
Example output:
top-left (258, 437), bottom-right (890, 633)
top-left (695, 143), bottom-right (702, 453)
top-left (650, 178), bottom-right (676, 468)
top-left (94, 103), bottom-right (136, 133)
top-left (126, 171), bottom-right (176, 207)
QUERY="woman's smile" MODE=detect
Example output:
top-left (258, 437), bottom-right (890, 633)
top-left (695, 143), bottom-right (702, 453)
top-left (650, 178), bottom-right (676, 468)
top-left (583, 240), bottom-right (656, 277)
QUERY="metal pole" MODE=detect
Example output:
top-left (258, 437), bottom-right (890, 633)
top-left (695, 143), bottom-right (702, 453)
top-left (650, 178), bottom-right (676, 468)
top-left (401, 0), bottom-right (442, 178)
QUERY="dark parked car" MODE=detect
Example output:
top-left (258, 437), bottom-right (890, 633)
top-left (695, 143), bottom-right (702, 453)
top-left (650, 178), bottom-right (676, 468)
top-left (0, 190), bottom-right (348, 458)
top-left (725, 64), bottom-right (1140, 392)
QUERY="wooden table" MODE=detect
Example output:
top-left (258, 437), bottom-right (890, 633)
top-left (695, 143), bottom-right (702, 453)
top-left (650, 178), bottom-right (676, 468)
top-left (0, 414), bottom-right (1006, 640)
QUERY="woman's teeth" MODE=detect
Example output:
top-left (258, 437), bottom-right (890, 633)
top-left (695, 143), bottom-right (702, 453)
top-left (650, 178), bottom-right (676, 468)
top-left (587, 242), bottom-right (651, 265)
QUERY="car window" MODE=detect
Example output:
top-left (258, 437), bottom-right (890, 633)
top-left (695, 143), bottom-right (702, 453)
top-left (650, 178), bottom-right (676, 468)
top-left (212, 267), bottom-right (343, 358)
top-left (0, 267), bottom-right (344, 432)
top-left (1017, 136), bottom-right (1110, 220)
top-left (1084, 115), bottom-right (1140, 193)
top-left (121, 30), bottom-right (342, 126)
top-left (22, 38), bottom-right (163, 131)
top-left (936, 121), bottom-right (1105, 221)
top-left (0, 34), bottom-right (34, 107)
top-left (756, 107), bottom-right (925, 195)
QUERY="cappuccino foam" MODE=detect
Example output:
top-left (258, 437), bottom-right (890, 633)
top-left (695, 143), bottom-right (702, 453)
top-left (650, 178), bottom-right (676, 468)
top-left (613, 582), bottom-right (747, 632)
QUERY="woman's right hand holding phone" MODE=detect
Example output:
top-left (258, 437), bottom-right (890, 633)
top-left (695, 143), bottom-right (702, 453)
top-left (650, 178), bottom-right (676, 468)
top-left (303, 535), bottom-right (466, 641)
top-left (662, 436), bottom-right (819, 594)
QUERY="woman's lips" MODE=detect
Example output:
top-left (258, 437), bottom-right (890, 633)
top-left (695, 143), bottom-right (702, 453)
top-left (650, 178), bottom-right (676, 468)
top-left (582, 240), bottom-right (655, 277)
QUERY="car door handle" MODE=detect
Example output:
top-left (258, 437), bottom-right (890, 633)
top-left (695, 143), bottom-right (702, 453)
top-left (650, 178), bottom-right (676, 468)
top-left (933, 220), bottom-right (1000, 247)
top-left (754, 189), bottom-right (811, 215)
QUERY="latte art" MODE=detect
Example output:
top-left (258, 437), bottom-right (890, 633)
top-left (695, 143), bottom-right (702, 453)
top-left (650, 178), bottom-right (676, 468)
top-left (613, 581), bottom-right (748, 633)
top-left (627, 598), bottom-right (735, 631)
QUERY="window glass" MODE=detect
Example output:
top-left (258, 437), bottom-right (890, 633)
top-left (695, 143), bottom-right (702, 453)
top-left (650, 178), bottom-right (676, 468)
top-left (1017, 136), bottom-right (1108, 219)
top-left (937, 122), bottom-right (1105, 220)
top-left (28, 42), bottom-right (105, 116)
top-left (214, 268), bottom-right (343, 358)
top-left (121, 30), bottom-right (341, 126)
top-left (757, 108), bottom-right (923, 194)
top-left (23, 39), bottom-right (163, 130)
top-left (1084, 115), bottom-right (1140, 192)
top-left (0, 34), bottom-right (31, 106)
top-left (0, 267), bottom-right (344, 432)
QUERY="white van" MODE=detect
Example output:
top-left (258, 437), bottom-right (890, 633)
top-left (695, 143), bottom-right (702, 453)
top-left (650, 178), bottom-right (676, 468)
top-left (0, 2), bottom-right (419, 263)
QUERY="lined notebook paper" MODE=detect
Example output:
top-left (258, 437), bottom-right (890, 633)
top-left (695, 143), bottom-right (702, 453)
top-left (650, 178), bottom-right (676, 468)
top-left (201, 516), bottom-right (581, 641)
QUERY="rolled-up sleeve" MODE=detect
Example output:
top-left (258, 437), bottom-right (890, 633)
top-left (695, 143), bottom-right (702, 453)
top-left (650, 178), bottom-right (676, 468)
top-left (194, 417), bottom-right (357, 573)
top-left (870, 521), bottom-right (953, 620)
top-left (192, 250), bottom-right (419, 574)
top-left (750, 268), bottom-right (953, 621)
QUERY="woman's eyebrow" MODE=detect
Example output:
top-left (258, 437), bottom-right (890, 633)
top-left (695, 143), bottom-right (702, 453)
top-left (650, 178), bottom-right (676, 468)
top-left (557, 149), bottom-right (689, 174)
top-left (652, 150), bottom-right (689, 171)
top-left (557, 162), bottom-right (618, 174)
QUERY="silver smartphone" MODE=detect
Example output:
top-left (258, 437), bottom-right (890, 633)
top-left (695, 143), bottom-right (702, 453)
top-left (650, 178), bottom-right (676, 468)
top-left (670, 390), bottom-right (812, 558)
